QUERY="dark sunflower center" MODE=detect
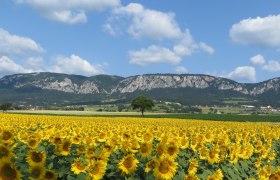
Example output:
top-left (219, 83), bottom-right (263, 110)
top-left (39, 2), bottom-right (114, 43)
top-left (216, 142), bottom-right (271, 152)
top-left (159, 161), bottom-right (169, 174)
top-left (99, 133), bottom-right (106, 139)
top-left (209, 151), bottom-right (216, 159)
top-left (91, 165), bottom-right (99, 175)
top-left (45, 171), bottom-right (54, 179)
top-left (29, 139), bottom-right (37, 146)
top-left (167, 146), bottom-right (176, 156)
top-left (31, 152), bottom-right (43, 163)
top-left (77, 162), bottom-right (86, 170)
top-left (157, 146), bottom-right (163, 156)
top-left (123, 157), bottom-right (133, 169)
top-left (0, 147), bottom-right (9, 158)
top-left (2, 132), bottom-right (12, 141)
top-left (31, 168), bottom-right (41, 178)
top-left (62, 142), bottom-right (71, 151)
top-left (1, 164), bottom-right (16, 178)
top-left (141, 144), bottom-right (149, 153)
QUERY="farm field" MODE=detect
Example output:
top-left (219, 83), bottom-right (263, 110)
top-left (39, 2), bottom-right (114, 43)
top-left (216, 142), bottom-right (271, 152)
top-left (8, 110), bottom-right (280, 122)
top-left (0, 114), bottom-right (280, 179)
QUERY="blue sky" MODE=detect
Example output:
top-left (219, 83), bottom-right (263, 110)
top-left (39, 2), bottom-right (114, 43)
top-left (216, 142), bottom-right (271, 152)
top-left (0, 0), bottom-right (280, 82)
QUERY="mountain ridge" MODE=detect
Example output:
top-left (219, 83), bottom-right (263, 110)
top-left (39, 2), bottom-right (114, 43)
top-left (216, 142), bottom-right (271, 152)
top-left (0, 72), bottom-right (279, 106)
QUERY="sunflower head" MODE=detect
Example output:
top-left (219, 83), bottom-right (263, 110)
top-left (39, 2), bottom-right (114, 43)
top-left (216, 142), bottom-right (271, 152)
top-left (29, 165), bottom-right (46, 180)
top-left (0, 145), bottom-right (12, 159)
top-left (58, 139), bottom-right (72, 156)
top-left (88, 161), bottom-right (106, 180)
top-left (118, 154), bottom-right (139, 175)
top-left (71, 158), bottom-right (89, 174)
top-left (26, 150), bottom-right (46, 166)
top-left (44, 169), bottom-right (58, 180)
top-left (153, 155), bottom-right (178, 180)
top-left (0, 158), bottom-right (21, 180)
top-left (1, 130), bottom-right (13, 141)
top-left (140, 142), bottom-right (152, 157)
top-left (207, 169), bottom-right (223, 180)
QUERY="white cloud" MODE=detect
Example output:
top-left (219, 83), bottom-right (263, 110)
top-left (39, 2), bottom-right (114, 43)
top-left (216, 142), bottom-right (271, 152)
top-left (175, 66), bottom-right (188, 74)
top-left (0, 56), bottom-right (31, 77)
top-left (102, 23), bottom-right (117, 36)
top-left (129, 31), bottom-right (214, 66)
top-left (250, 54), bottom-right (265, 65)
top-left (50, 54), bottom-right (104, 76)
top-left (230, 15), bottom-right (280, 48)
top-left (107, 3), bottom-right (214, 66)
top-left (227, 66), bottom-right (256, 82)
top-left (113, 3), bottom-right (181, 40)
top-left (199, 42), bottom-right (215, 54)
top-left (0, 28), bottom-right (44, 55)
top-left (129, 45), bottom-right (181, 66)
top-left (26, 56), bottom-right (44, 70)
top-left (263, 60), bottom-right (280, 72)
top-left (16, 0), bottom-right (120, 24)
top-left (48, 10), bottom-right (87, 24)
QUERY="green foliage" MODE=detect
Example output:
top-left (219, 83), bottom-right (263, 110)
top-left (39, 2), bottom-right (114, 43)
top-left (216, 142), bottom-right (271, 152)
top-left (131, 96), bottom-right (155, 116)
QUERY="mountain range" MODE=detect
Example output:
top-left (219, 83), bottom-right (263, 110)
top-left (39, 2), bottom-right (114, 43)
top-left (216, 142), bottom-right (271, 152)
top-left (0, 72), bottom-right (279, 106)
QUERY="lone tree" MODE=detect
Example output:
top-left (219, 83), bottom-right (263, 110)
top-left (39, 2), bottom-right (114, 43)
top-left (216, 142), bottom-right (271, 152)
top-left (131, 96), bottom-right (154, 116)
top-left (0, 103), bottom-right (12, 112)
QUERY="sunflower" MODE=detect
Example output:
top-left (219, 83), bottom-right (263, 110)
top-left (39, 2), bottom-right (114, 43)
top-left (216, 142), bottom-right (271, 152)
top-left (143, 132), bottom-right (153, 142)
top-left (97, 132), bottom-right (107, 143)
top-left (153, 155), bottom-right (178, 180)
top-left (76, 144), bottom-right (86, 155)
top-left (198, 147), bottom-right (208, 160)
top-left (118, 154), bottom-right (139, 175)
top-left (179, 137), bottom-right (189, 149)
top-left (58, 139), bottom-right (72, 156)
top-left (139, 142), bottom-right (152, 157)
top-left (166, 142), bottom-right (179, 159)
top-left (269, 169), bottom-right (280, 180)
top-left (43, 169), bottom-right (58, 180)
top-left (184, 174), bottom-right (199, 180)
top-left (156, 143), bottom-right (165, 157)
top-left (26, 150), bottom-right (46, 166)
top-left (207, 148), bottom-right (220, 164)
top-left (0, 145), bottom-right (12, 159)
top-left (29, 165), bottom-right (46, 180)
top-left (188, 158), bottom-right (198, 175)
top-left (87, 161), bottom-right (106, 180)
top-left (207, 169), bottom-right (223, 180)
top-left (0, 158), bottom-right (21, 180)
top-left (145, 159), bottom-right (156, 173)
top-left (71, 158), bottom-right (89, 174)
top-left (26, 137), bottom-right (40, 149)
top-left (1, 130), bottom-right (13, 142)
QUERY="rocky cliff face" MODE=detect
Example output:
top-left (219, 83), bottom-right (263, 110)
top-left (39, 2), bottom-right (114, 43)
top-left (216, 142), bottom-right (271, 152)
top-left (0, 73), bottom-right (279, 95)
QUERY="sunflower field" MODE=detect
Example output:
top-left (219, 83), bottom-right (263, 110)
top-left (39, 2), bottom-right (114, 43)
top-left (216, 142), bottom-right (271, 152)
top-left (0, 114), bottom-right (280, 180)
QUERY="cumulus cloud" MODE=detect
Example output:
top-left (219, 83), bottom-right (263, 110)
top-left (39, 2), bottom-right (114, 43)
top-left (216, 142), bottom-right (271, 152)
top-left (250, 54), bottom-right (266, 65)
top-left (227, 66), bottom-right (256, 82)
top-left (263, 60), bottom-right (280, 72)
top-left (16, 0), bottom-right (120, 24)
top-left (50, 54), bottom-right (104, 76)
top-left (129, 45), bottom-right (181, 66)
top-left (0, 28), bottom-right (44, 55)
top-left (26, 56), bottom-right (44, 70)
top-left (105, 3), bottom-right (214, 66)
top-left (129, 31), bottom-right (213, 66)
top-left (0, 56), bottom-right (32, 77)
top-left (175, 66), bottom-right (188, 74)
top-left (113, 3), bottom-right (181, 40)
top-left (102, 23), bottom-right (117, 36)
top-left (230, 15), bottom-right (280, 48)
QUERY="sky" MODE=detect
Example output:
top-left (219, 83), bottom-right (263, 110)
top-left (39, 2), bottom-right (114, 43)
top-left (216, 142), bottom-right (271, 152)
top-left (0, 0), bottom-right (280, 82)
